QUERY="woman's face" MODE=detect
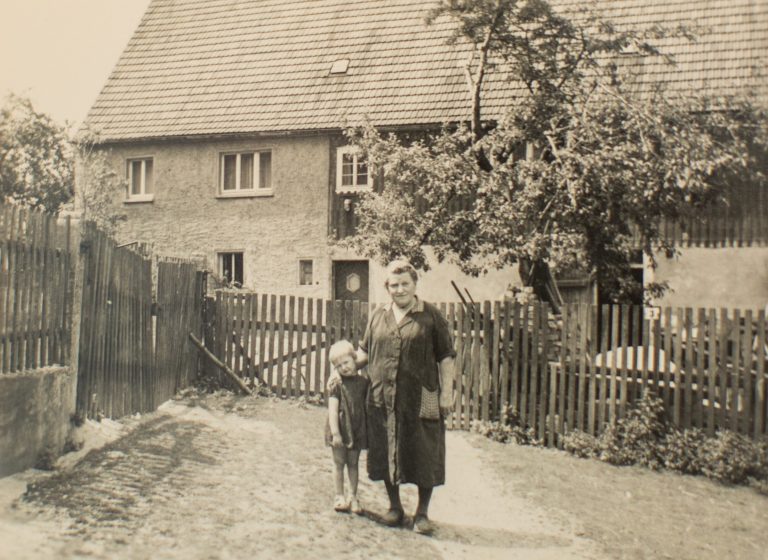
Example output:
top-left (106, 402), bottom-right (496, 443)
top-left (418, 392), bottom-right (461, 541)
top-left (387, 272), bottom-right (417, 309)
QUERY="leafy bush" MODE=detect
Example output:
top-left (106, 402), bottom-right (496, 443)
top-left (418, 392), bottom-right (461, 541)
top-left (471, 405), bottom-right (542, 446)
top-left (698, 431), bottom-right (768, 485)
top-left (662, 428), bottom-right (707, 475)
top-left (557, 393), bottom-right (768, 489)
top-left (562, 430), bottom-right (599, 458)
top-left (596, 393), bottom-right (666, 469)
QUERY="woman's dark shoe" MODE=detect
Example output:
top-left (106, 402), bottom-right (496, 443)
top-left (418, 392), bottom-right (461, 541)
top-left (413, 513), bottom-right (433, 535)
top-left (382, 507), bottom-right (404, 527)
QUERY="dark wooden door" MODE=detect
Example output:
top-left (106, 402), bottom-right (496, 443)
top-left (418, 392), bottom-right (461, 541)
top-left (333, 260), bottom-right (369, 302)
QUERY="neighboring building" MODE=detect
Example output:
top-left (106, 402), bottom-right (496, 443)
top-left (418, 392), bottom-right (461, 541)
top-left (82, 0), bottom-right (768, 307)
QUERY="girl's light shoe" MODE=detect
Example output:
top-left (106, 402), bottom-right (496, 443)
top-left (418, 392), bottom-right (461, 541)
top-left (333, 495), bottom-right (350, 513)
top-left (350, 497), bottom-right (363, 515)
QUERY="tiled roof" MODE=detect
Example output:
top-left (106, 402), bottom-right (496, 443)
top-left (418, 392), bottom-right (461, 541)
top-left (84, 0), bottom-right (768, 142)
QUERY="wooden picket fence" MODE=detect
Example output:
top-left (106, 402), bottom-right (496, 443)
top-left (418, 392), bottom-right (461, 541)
top-left (0, 205), bottom-right (73, 373)
top-left (553, 304), bottom-right (767, 446)
top-left (212, 292), bottom-right (767, 443)
top-left (207, 292), bottom-right (367, 398)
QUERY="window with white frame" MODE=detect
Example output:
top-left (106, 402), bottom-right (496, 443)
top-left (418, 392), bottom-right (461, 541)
top-left (126, 157), bottom-right (154, 201)
top-left (219, 150), bottom-right (272, 196)
top-left (299, 259), bottom-right (314, 286)
top-left (336, 146), bottom-right (372, 193)
top-left (218, 252), bottom-right (244, 287)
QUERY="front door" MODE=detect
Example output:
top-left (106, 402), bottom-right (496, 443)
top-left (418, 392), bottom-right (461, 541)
top-left (333, 260), bottom-right (369, 302)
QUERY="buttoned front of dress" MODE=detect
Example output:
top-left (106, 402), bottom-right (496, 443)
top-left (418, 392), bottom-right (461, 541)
top-left (361, 298), bottom-right (455, 487)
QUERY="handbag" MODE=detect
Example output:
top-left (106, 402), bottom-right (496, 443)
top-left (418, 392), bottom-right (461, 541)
top-left (419, 386), bottom-right (441, 420)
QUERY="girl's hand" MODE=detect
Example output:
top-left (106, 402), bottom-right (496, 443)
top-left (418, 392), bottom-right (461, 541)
top-left (331, 434), bottom-right (343, 448)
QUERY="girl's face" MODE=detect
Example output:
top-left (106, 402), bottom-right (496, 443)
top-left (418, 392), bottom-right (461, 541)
top-left (386, 272), bottom-right (417, 310)
top-left (333, 354), bottom-right (357, 377)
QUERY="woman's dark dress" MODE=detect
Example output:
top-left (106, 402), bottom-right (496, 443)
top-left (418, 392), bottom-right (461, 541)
top-left (361, 299), bottom-right (455, 488)
top-left (324, 374), bottom-right (369, 450)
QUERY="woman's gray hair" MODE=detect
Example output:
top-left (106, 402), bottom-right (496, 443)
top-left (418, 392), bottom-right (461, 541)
top-left (385, 258), bottom-right (418, 286)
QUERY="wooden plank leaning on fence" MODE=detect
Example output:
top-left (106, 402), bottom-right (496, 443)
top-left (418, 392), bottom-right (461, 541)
top-left (189, 332), bottom-right (251, 395)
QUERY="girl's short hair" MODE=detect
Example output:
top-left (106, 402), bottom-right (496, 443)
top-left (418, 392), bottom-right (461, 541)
top-left (385, 258), bottom-right (418, 287)
top-left (328, 339), bottom-right (356, 364)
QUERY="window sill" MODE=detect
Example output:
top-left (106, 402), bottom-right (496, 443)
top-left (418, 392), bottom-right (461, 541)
top-left (335, 187), bottom-right (372, 195)
top-left (216, 189), bottom-right (274, 199)
top-left (124, 195), bottom-right (155, 203)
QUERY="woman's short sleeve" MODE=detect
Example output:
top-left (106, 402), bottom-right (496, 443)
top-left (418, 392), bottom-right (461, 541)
top-left (360, 310), bottom-right (375, 354)
top-left (432, 306), bottom-right (456, 361)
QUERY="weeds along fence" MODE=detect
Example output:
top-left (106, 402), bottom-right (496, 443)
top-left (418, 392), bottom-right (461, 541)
top-left (0, 205), bottom-right (73, 373)
top-left (212, 292), bottom-right (767, 444)
top-left (76, 223), bottom-right (206, 419)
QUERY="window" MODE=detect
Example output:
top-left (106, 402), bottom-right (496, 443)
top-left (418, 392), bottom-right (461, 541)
top-left (219, 150), bottom-right (272, 196)
top-left (218, 252), bottom-right (244, 287)
top-left (299, 259), bottom-right (314, 286)
top-left (336, 146), bottom-right (372, 193)
top-left (126, 157), bottom-right (154, 202)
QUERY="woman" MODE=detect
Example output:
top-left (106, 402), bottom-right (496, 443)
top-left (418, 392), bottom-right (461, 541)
top-left (356, 259), bottom-right (455, 534)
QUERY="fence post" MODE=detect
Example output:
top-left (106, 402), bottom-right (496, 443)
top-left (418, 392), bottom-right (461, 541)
top-left (67, 217), bottom-right (85, 420)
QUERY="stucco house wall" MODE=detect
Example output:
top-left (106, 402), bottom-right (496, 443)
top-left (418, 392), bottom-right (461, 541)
top-left (649, 247), bottom-right (768, 311)
top-left (102, 135), bottom-right (332, 299)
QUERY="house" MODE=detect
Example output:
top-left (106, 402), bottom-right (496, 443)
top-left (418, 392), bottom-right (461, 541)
top-left (81, 0), bottom-right (768, 308)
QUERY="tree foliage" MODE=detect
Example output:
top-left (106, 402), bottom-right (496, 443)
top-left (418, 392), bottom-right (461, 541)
top-left (0, 94), bottom-right (73, 212)
top-left (74, 128), bottom-right (127, 236)
top-left (340, 0), bottom-right (767, 302)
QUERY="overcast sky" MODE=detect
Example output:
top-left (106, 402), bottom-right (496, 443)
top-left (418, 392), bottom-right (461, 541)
top-left (0, 0), bottom-right (151, 127)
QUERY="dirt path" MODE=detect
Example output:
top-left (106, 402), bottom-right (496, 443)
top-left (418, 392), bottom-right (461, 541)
top-left (0, 393), bottom-right (603, 560)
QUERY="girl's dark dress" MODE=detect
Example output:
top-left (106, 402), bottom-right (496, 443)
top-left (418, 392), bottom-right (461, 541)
top-left (324, 375), bottom-right (369, 450)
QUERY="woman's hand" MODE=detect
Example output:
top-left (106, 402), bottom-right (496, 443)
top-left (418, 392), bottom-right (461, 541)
top-left (326, 370), bottom-right (341, 391)
top-left (439, 389), bottom-right (455, 416)
top-left (331, 434), bottom-right (343, 448)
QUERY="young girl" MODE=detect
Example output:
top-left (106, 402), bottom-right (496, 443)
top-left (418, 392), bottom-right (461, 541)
top-left (325, 340), bottom-right (369, 514)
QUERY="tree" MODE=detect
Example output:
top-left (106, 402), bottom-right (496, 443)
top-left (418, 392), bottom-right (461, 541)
top-left (73, 128), bottom-right (127, 236)
top-left (340, 0), bottom-right (767, 303)
top-left (0, 94), bottom-right (73, 212)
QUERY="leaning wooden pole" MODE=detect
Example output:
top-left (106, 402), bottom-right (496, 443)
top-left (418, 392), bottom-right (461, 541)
top-left (188, 332), bottom-right (252, 395)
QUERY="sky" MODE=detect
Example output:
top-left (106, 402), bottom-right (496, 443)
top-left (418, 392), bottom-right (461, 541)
top-left (0, 0), bottom-right (152, 128)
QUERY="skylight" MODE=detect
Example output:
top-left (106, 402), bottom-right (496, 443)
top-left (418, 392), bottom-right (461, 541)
top-left (329, 59), bottom-right (350, 75)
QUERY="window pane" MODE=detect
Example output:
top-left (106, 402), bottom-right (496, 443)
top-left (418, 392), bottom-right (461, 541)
top-left (234, 253), bottom-right (244, 285)
top-left (221, 254), bottom-right (233, 283)
top-left (144, 159), bottom-right (154, 194)
top-left (356, 160), bottom-right (368, 186)
top-left (240, 153), bottom-right (253, 190)
top-left (222, 154), bottom-right (236, 191)
top-left (342, 153), bottom-right (354, 186)
top-left (130, 161), bottom-right (142, 195)
top-left (259, 151), bottom-right (272, 189)
top-left (220, 252), bottom-right (244, 286)
top-left (299, 260), bottom-right (313, 285)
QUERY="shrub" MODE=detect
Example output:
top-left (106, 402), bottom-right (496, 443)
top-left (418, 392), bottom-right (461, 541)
top-left (562, 430), bottom-right (599, 458)
top-left (662, 428), bottom-right (707, 475)
top-left (471, 405), bottom-right (542, 446)
top-left (698, 431), bottom-right (768, 485)
top-left (596, 393), bottom-right (666, 469)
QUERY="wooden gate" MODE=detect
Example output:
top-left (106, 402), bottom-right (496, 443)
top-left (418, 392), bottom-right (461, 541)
top-left (155, 259), bottom-right (206, 404)
top-left (76, 224), bottom-right (205, 420)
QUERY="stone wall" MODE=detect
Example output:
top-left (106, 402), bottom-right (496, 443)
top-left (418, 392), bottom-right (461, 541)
top-left (0, 367), bottom-right (76, 477)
